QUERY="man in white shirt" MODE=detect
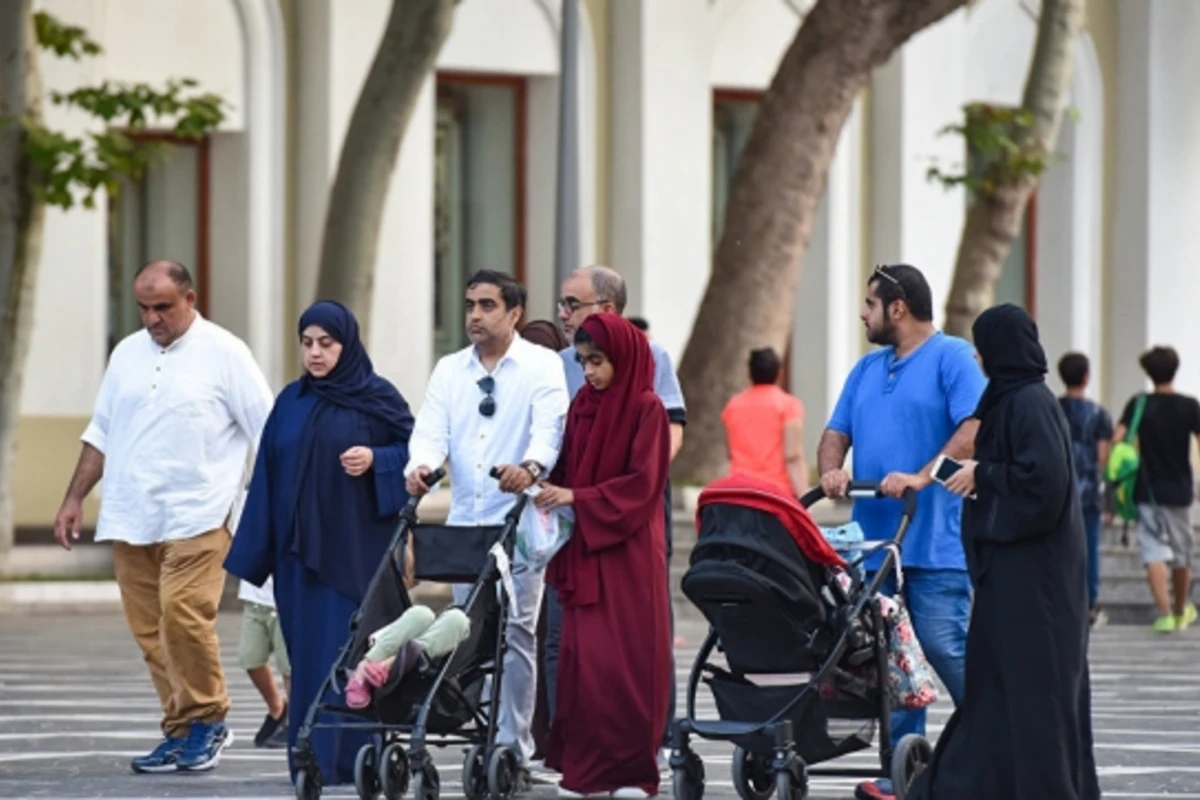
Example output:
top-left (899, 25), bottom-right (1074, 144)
top-left (405, 269), bottom-right (568, 774)
top-left (52, 261), bottom-right (274, 774)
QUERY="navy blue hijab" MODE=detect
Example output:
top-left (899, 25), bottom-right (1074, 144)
top-left (289, 301), bottom-right (414, 599)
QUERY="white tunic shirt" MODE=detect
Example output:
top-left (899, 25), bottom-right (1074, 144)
top-left (404, 335), bottom-right (569, 526)
top-left (82, 315), bottom-right (274, 545)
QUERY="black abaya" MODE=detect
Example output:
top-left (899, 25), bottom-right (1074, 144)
top-left (909, 305), bottom-right (1100, 800)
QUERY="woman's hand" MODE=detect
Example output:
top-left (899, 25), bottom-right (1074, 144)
top-left (340, 446), bottom-right (375, 477)
top-left (943, 459), bottom-right (978, 497)
top-left (533, 483), bottom-right (574, 510)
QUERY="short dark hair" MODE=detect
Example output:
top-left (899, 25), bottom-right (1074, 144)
top-left (1057, 352), bottom-right (1090, 388)
top-left (466, 269), bottom-right (526, 311)
top-left (134, 259), bottom-right (194, 292)
top-left (573, 326), bottom-right (596, 349)
top-left (749, 347), bottom-right (781, 385)
top-left (1139, 345), bottom-right (1180, 385)
top-left (868, 263), bottom-right (933, 322)
top-left (627, 316), bottom-right (649, 332)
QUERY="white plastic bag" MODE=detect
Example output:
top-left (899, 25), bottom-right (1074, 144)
top-left (515, 487), bottom-right (574, 569)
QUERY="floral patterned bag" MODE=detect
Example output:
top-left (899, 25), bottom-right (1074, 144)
top-left (877, 594), bottom-right (938, 710)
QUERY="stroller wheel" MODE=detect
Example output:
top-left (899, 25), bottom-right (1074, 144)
top-left (462, 744), bottom-right (488, 800)
top-left (730, 747), bottom-right (773, 800)
top-left (411, 760), bottom-right (441, 800)
top-left (379, 743), bottom-right (411, 800)
top-left (295, 768), bottom-right (322, 800)
top-left (773, 767), bottom-right (808, 800)
top-left (671, 751), bottom-right (705, 800)
top-left (890, 734), bottom-right (933, 800)
top-left (355, 743), bottom-right (381, 800)
top-left (486, 745), bottom-right (520, 800)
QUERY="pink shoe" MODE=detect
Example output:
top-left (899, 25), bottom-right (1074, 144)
top-left (361, 660), bottom-right (392, 689)
top-left (345, 677), bottom-right (371, 709)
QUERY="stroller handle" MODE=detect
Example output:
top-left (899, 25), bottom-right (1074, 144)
top-left (800, 481), bottom-right (918, 521)
top-left (422, 466), bottom-right (447, 488)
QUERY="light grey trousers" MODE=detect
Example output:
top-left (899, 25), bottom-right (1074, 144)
top-left (453, 558), bottom-right (544, 765)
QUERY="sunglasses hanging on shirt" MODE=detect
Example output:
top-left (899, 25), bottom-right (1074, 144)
top-left (477, 375), bottom-right (496, 418)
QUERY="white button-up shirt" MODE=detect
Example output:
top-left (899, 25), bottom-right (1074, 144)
top-left (82, 315), bottom-right (275, 545)
top-left (405, 336), bottom-right (569, 526)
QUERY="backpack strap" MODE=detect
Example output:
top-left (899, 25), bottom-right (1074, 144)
top-left (1126, 393), bottom-right (1148, 442)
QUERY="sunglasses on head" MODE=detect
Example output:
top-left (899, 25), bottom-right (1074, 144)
top-left (873, 264), bottom-right (907, 298)
top-left (477, 375), bottom-right (496, 418)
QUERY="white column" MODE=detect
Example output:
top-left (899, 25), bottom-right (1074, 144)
top-left (1035, 35), bottom-right (1105, 396)
top-left (792, 100), bottom-right (864, 458)
top-left (231, 0), bottom-right (287, 391)
top-left (870, 9), bottom-right (968, 326)
top-left (609, 0), bottom-right (711, 362)
top-left (1109, 1), bottom-right (1200, 402)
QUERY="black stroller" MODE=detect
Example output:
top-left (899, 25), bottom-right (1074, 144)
top-left (671, 474), bottom-right (933, 800)
top-left (293, 467), bottom-right (530, 800)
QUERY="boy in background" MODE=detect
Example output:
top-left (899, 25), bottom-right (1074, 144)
top-left (1057, 352), bottom-right (1114, 629)
top-left (238, 577), bottom-right (290, 748)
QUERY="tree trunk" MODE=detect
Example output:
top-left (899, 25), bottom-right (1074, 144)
top-left (672, 0), bottom-right (968, 485)
top-left (313, 0), bottom-right (457, 339)
top-left (0, 0), bottom-right (46, 569)
top-left (942, 0), bottom-right (1084, 337)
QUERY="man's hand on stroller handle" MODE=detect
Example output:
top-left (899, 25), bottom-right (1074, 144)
top-left (880, 471), bottom-right (931, 499)
top-left (405, 466), bottom-right (446, 496)
top-left (819, 467), bottom-right (851, 498)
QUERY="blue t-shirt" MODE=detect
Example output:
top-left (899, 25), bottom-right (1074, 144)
top-left (559, 339), bottom-right (688, 423)
top-left (1058, 397), bottom-right (1113, 513)
top-left (827, 332), bottom-right (987, 571)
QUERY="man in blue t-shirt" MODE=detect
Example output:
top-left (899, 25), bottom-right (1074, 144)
top-left (542, 265), bottom-right (686, 770)
top-left (1056, 351), bottom-right (1113, 629)
top-left (818, 265), bottom-right (986, 800)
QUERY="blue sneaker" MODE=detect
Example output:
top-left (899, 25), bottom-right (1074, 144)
top-left (130, 735), bottom-right (186, 773)
top-left (176, 720), bottom-right (233, 771)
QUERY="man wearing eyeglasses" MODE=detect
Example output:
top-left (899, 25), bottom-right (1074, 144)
top-left (816, 264), bottom-right (986, 800)
top-left (404, 269), bottom-right (569, 777)
top-left (542, 264), bottom-right (687, 772)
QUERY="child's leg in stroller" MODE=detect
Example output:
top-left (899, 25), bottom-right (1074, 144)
top-left (415, 608), bottom-right (470, 659)
top-left (363, 605), bottom-right (436, 662)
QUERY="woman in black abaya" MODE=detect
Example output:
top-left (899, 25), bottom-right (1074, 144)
top-left (906, 304), bottom-right (1100, 800)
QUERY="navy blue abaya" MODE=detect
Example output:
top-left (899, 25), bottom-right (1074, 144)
top-left (225, 302), bottom-right (413, 787)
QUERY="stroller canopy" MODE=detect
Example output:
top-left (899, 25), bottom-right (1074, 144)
top-left (696, 474), bottom-right (846, 569)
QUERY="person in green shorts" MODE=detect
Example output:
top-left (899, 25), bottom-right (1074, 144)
top-left (237, 577), bottom-right (291, 748)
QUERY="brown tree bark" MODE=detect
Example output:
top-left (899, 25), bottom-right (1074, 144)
top-left (672, 0), bottom-right (968, 485)
top-left (942, 0), bottom-right (1084, 337)
top-left (314, 0), bottom-right (457, 339)
top-left (0, 0), bottom-right (45, 566)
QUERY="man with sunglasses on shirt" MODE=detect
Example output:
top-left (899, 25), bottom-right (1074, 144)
top-left (405, 270), bottom-right (569, 783)
top-left (817, 264), bottom-right (987, 800)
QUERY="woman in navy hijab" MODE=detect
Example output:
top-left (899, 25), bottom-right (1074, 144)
top-left (225, 300), bottom-right (414, 787)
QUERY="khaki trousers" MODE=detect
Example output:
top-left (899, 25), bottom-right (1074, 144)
top-left (111, 527), bottom-right (232, 737)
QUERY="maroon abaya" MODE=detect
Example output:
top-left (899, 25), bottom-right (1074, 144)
top-left (544, 313), bottom-right (672, 796)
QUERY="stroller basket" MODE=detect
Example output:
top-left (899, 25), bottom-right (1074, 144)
top-left (704, 668), bottom-right (875, 763)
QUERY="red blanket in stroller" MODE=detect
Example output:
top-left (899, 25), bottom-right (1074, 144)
top-left (696, 474), bottom-right (847, 569)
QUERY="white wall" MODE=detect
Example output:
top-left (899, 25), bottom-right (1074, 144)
top-left (1110, 1), bottom-right (1200, 402)
top-left (871, 10), bottom-right (968, 326)
top-left (25, 0), bottom-right (249, 417)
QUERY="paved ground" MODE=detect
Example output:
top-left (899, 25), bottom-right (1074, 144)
top-left (1, 610), bottom-right (1199, 799)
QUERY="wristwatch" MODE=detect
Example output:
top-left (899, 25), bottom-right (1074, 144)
top-left (520, 460), bottom-right (544, 480)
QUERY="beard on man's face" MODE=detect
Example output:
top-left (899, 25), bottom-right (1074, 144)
top-left (866, 314), bottom-right (897, 347)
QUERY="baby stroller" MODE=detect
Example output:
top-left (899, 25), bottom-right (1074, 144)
top-left (671, 475), bottom-right (932, 800)
top-left (293, 467), bottom-right (530, 800)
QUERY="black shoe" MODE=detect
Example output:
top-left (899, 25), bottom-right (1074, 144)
top-left (254, 704), bottom-right (287, 748)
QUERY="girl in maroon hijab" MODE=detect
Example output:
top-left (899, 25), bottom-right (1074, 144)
top-left (533, 312), bottom-right (672, 798)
